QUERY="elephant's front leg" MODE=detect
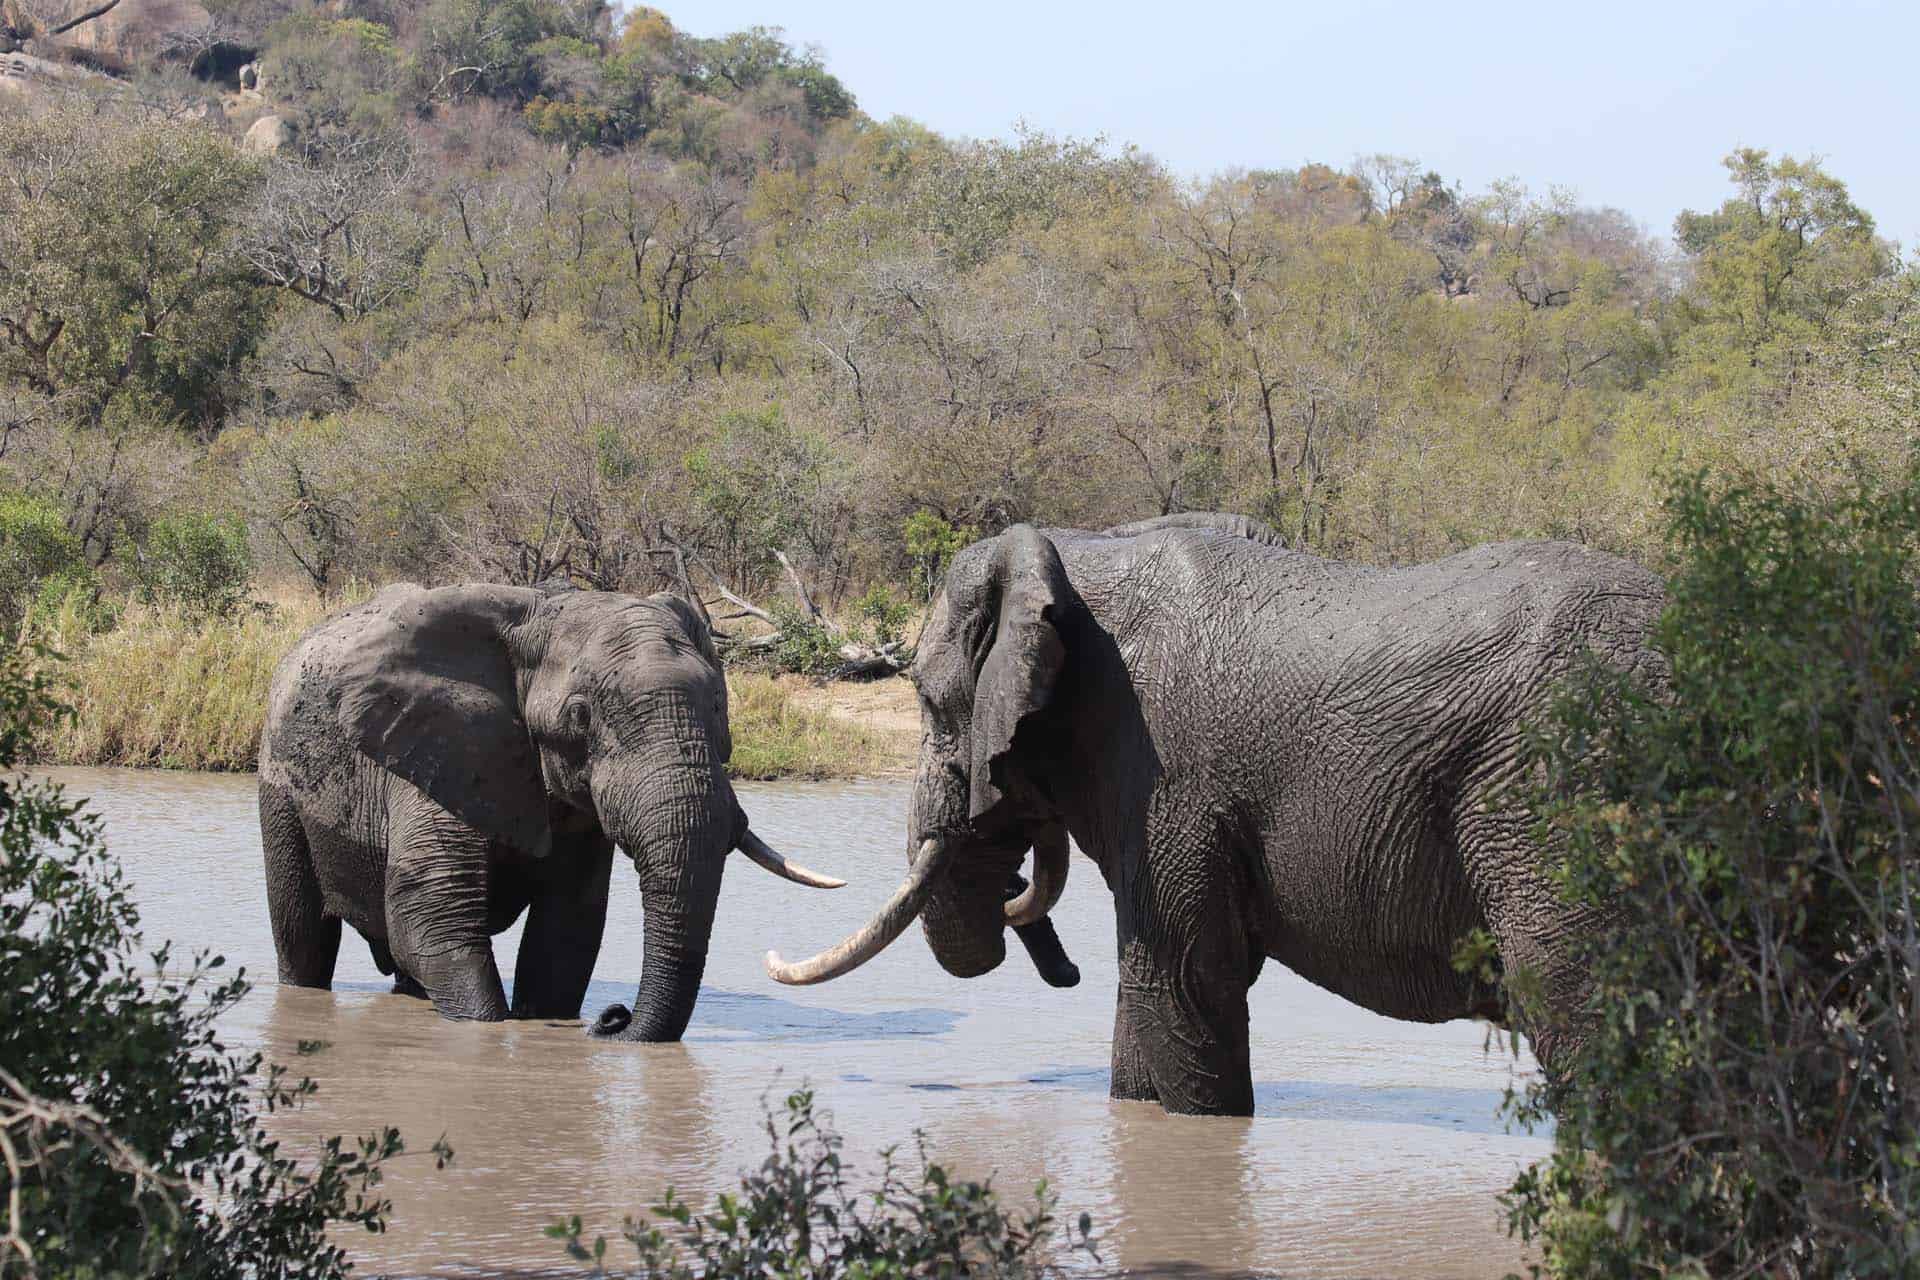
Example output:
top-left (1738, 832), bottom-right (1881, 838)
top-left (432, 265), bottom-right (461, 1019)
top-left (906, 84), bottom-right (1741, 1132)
top-left (1114, 887), bottom-right (1255, 1116)
top-left (385, 788), bottom-right (511, 1021)
top-left (510, 834), bottom-right (614, 1019)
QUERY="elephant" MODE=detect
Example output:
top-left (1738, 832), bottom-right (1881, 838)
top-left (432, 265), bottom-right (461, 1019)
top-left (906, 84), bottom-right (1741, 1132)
top-left (256, 582), bottom-right (849, 1038)
top-left (764, 515), bottom-right (1666, 1114)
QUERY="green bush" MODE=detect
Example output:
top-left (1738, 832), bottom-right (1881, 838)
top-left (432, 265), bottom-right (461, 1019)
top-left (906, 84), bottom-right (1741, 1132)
top-left (1504, 464), bottom-right (1920, 1277)
top-left (122, 512), bottom-right (253, 620)
top-left (766, 600), bottom-right (842, 677)
top-left (902, 512), bottom-right (971, 603)
top-left (548, 1088), bottom-right (1095, 1278)
top-left (0, 646), bottom-right (447, 1276)
top-left (852, 583), bottom-right (912, 648)
top-left (0, 492), bottom-right (90, 634)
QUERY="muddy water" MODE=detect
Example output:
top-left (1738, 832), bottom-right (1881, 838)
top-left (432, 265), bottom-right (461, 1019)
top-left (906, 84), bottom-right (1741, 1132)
top-left (46, 767), bottom-right (1548, 1278)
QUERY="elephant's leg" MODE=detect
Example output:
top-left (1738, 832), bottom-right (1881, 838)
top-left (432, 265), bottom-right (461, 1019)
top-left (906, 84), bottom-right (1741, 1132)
top-left (260, 784), bottom-right (341, 988)
top-left (1109, 860), bottom-right (1257, 1116)
top-left (385, 787), bottom-right (510, 1022)
top-left (1109, 991), bottom-right (1160, 1103)
top-left (510, 834), bottom-right (615, 1019)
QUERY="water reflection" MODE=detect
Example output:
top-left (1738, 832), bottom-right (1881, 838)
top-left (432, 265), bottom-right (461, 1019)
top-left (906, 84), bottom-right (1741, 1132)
top-left (47, 767), bottom-right (1548, 1277)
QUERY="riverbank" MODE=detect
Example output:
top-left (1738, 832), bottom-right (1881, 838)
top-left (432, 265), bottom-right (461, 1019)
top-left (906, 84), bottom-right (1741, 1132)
top-left (26, 595), bottom-right (919, 779)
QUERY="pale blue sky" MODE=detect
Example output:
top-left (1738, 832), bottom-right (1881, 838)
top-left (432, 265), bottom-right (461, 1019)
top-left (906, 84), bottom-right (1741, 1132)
top-left (675, 0), bottom-right (1918, 247)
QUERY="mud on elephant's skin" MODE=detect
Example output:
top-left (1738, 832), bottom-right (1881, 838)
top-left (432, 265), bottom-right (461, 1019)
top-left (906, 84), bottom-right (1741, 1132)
top-left (256, 582), bottom-right (848, 1038)
top-left (768, 514), bottom-right (1667, 1114)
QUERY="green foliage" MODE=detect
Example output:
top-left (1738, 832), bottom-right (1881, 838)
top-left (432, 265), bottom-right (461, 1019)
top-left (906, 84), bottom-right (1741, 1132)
top-left (0, 647), bottom-right (449, 1276)
top-left (686, 407), bottom-right (854, 597)
top-left (0, 98), bottom-right (265, 430)
top-left (765, 601), bottom-right (842, 677)
top-left (0, 491), bottom-right (88, 634)
top-left (122, 513), bottom-right (253, 620)
top-left (902, 512), bottom-right (971, 601)
top-left (852, 583), bottom-right (911, 647)
top-left (1504, 463), bottom-right (1920, 1277)
top-left (547, 1087), bottom-right (1095, 1278)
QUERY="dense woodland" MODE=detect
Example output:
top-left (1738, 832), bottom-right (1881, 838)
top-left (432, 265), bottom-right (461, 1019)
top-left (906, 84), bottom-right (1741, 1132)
top-left (1, 0), bottom-right (1916, 622)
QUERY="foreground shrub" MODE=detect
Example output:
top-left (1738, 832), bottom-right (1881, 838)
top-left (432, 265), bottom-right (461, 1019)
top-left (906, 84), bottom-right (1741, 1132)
top-left (549, 1088), bottom-right (1095, 1278)
top-left (0, 648), bottom-right (444, 1277)
top-left (1507, 464), bottom-right (1920, 1277)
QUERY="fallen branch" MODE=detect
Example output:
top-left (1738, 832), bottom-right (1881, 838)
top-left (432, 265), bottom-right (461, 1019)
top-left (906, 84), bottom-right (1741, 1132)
top-left (774, 549), bottom-right (842, 636)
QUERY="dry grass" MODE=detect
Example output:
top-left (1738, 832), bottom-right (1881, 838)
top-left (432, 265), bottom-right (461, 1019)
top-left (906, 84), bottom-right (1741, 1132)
top-left (723, 673), bottom-right (915, 780)
top-left (30, 591), bottom-right (332, 771)
top-left (26, 588), bottom-right (916, 779)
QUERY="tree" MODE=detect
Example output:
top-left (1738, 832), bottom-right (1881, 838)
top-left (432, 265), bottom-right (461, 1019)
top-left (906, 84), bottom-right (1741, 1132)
top-left (0, 98), bottom-right (266, 430)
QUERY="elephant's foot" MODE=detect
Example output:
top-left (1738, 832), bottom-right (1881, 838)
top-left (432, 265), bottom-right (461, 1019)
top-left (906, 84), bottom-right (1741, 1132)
top-left (392, 971), bottom-right (428, 1000)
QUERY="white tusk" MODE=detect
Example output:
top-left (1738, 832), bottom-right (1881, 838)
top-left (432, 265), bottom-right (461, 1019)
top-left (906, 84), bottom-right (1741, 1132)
top-left (736, 829), bottom-right (846, 889)
top-left (764, 837), bottom-right (950, 985)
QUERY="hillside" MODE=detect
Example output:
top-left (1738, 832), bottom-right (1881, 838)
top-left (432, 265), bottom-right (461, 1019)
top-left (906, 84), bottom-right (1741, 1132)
top-left (0, 0), bottom-right (1914, 636)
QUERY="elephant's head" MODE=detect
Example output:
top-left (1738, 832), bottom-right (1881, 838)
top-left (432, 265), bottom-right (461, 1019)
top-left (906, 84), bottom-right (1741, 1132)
top-left (764, 526), bottom-right (1078, 985)
top-left (335, 583), bottom-right (840, 1039)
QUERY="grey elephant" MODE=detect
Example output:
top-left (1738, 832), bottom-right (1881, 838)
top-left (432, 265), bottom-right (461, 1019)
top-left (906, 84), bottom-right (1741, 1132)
top-left (257, 582), bottom-right (846, 1037)
top-left (766, 516), bottom-right (1665, 1114)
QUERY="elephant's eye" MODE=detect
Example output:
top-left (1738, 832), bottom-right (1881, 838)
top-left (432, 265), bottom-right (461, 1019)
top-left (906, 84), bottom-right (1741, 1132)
top-left (563, 698), bottom-right (591, 738)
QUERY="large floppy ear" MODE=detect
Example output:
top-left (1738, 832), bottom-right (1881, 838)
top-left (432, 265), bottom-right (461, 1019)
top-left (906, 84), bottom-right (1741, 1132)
top-left (332, 584), bottom-right (552, 859)
top-left (968, 525), bottom-right (1072, 821)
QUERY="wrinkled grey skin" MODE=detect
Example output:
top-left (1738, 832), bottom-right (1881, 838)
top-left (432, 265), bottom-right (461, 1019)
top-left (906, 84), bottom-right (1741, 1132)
top-left (258, 583), bottom-right (753, 1039)
top-left (898, 515), bottom-right (1664, 1115)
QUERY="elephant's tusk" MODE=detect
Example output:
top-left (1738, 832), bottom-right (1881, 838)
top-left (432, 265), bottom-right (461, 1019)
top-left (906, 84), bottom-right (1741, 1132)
top-left (736, 829), bottom-right (846, 889)
top-left (1004, 824), bottom-right (1069, 927)
top-left (764, 837), bottom-right (950, 985)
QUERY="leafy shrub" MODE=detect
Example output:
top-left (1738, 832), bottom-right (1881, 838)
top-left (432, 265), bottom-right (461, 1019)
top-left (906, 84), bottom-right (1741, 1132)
top-left (1504, 464), bottom-right (1920, 1277)
top-left (852, 583), bottom-right (912, 648)
top-left (0, 646), bottom-right (447, 1276)
top-left (122, 512), bottom-right (253, 620)
top-left (23, 568), bottom-right (119, 639)
top-left (903, 512), bottom-right (972, 602)
top-left (766, 600), bottom-right (842, 677)
top-left (0, 492), bottom-right (90, 634)
top-left (548, 1088), bottom-right (1095, 1278)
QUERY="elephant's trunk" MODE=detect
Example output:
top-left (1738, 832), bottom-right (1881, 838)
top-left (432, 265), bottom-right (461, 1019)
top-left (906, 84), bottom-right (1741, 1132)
top-left (593, 760), bottom-right (729, 1042)
top-left (623, 887), bottom-right (714, 1041)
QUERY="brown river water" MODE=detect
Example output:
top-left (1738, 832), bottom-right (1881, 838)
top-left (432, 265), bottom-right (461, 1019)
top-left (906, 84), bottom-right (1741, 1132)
top-left (43, 766), bottom-right (1549, 1279)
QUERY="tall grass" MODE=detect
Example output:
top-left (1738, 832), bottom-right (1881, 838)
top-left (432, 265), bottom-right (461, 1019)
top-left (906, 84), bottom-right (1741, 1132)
top-left (26, 591), bottom-right (912, 778)
top-left (32, 594), bottom-right (326, 770)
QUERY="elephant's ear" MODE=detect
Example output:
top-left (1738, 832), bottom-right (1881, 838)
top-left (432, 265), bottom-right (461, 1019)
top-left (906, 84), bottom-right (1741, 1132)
top-left (969, 525), bottom-right (1072, 821)
top-left (332, 584), bottom-right (552, 859)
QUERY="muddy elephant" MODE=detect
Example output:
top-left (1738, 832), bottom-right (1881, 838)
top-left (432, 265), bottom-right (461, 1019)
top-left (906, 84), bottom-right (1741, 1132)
top-left (767, 517), bottom-right (1666, 1114)
top-left (257, 583), bottom-right (848, 1037)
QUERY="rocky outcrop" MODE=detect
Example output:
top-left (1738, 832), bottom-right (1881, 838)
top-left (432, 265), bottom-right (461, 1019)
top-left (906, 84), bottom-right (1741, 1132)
top-left (0, 46), bottom-right (94, 94)
top-left (30, 0), bottom-right (207, 61)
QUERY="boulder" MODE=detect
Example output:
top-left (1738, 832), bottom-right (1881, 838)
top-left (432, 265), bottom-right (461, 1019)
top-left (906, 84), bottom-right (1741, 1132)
top-left (242, 112), bottom-right (292, 154)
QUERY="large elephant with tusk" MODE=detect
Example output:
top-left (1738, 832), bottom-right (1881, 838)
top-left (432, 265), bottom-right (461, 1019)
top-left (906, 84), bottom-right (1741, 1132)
top-left (258, 582), bottom-right (843, 1038)
top-left (765, 515), bottom-right (1666, 1113)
